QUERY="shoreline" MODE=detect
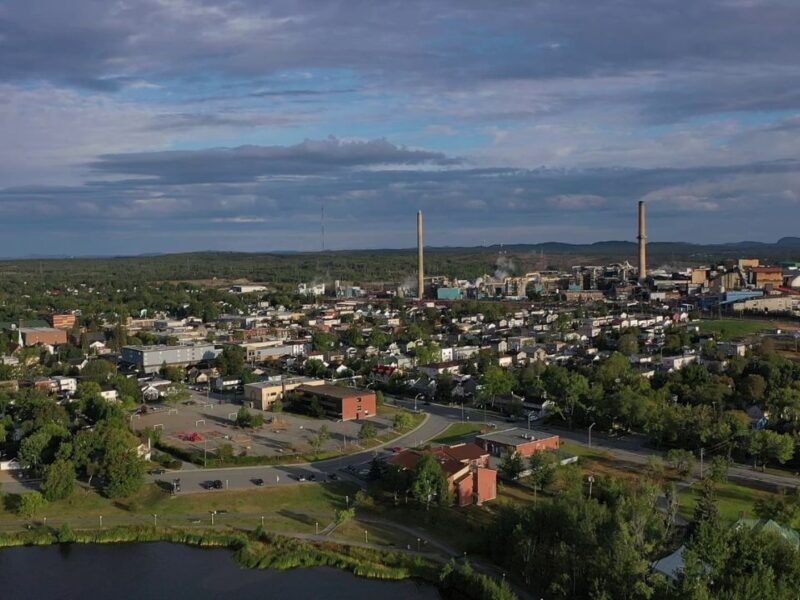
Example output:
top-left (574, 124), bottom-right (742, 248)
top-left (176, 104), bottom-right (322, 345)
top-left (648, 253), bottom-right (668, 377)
top-left (0, 524), bottom-right (517, 599)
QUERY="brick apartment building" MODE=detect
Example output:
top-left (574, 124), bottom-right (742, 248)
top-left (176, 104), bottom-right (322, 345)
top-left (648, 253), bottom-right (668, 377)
top-left (476, 428), bottom-right (560, 458)
top-left (18, 327), bottom-right (68, 347)
top-left (389, 442), bottom-right (497, 506)
top-left (49, 313), bottom-right (77, 330)
top-left (294, 384), bottom-right (376, 421)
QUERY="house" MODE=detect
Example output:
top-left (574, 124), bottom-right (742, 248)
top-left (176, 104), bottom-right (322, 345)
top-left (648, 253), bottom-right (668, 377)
top-left (100, 387), bottom-right (118, 402)
top-left (187, 367), bottom-right (218, 384)
top-left (476, 428), bottom-right (560, 458)
top-left (388, 442), bottom-right (497, 506)
top-left (370, 365), bottom-right (399, 384)
top-left (51, 376), bottom-right (78, 396)
top-left (293, 384), bottom-right (377, 421)
top-left (418, 361), bottom-right (461, 378)
top-left (139, 378), bottom-right (173, 402)
top-left (661, 354), bottom-right (698, 371)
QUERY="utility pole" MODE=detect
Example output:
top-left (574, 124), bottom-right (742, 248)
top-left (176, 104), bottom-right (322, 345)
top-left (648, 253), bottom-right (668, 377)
top-left (700, 448), bottom-right (705, 479)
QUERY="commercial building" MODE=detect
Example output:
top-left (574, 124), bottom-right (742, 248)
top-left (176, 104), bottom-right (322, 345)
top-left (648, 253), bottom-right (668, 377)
top-left (243, 377), bottom-right (325, 411)
top-left (18, 327), bottom-right (67, 347)
top-left (241, 340), bottom-right (308, 362)
top-left (49, 314), bottom-right (77, 330)
top-left (293, 384), bottom-right (377, 421)
top-left (750, 267), bottom-right (783, 289)
top-left (476, 428), bottom-right (560, 458)
top-left (388, 442), bottom-right (497, 506)
top-left (436, 287), bottom-right (463, 301)
top-left (121, 343), bottom-right (221, 374)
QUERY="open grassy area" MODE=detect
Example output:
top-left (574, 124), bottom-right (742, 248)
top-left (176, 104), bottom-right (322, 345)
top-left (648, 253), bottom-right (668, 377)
top-left (678, 480), bottom-right (772, 524)
top-left (430, 422), bottom-right (486, 445)
top-left (698, 318), bottom-right (774, 340)
top-left (0, 482), bottom-right (362, 534)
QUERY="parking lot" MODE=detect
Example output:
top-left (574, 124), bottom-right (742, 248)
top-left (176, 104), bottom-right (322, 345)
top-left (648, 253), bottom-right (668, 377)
top-left (131, 391), bottom-right (397, 460)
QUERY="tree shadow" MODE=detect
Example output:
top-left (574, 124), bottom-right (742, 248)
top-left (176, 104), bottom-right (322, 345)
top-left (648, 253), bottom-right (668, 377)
top-left (3, 493), bottom-right (21, 513)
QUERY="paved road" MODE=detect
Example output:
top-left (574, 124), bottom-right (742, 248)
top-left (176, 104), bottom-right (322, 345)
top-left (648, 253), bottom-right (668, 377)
top-left (5, 394), bottom-right (799, 496)
top-left (149, 406), bottom-right (451, 494)
top-left (389, 397), bottom-right (800, 493)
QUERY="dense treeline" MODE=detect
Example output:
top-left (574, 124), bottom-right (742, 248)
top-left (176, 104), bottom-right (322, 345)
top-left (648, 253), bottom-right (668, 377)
top-left (483, 473), bottom-right (800, 600)
top-left (0, 385), bottom-right (146, 505)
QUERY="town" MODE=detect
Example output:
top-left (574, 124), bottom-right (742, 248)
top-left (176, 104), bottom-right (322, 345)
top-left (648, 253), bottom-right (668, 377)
top-left (0, 204), bottom-right (799, 598)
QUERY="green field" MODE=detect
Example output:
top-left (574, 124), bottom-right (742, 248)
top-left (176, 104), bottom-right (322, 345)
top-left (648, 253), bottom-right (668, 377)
top-left (678, 480), bottom-right (771, 523)
top-left (430, 422), bottom-right (485, 445)
top-left (698, 318), bottom-right (774, 340)
top-left (0, 482), bottom-right (361, 534)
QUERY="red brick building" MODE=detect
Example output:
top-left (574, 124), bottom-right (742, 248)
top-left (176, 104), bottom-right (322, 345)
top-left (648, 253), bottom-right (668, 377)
top-left (49, 313), bottom-right (77, 330)
top-left (476, 428), bottom-right (560, 458)
top-left (294, 384), bottom-right (376, 421)
top-left (18, 327), bottom-right (67, 347)
top-left (388, 442), bottom-right (497, 506)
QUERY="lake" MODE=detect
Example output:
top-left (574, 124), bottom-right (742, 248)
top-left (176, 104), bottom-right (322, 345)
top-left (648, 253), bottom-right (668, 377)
top-left (0, 542), bottom-right (441, 599)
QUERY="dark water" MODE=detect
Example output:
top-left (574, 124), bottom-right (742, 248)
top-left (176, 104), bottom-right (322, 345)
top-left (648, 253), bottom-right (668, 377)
top-left (0, 542), bottom-right (441, 600)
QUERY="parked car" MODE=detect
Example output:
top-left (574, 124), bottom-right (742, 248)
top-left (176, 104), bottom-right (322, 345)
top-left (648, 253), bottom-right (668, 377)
top-left (149, 468), bottom-right (166, 475)
top-left (252, 478), bottom-right (265, 486)
top-left (213, 480), bottom-right (223, 489)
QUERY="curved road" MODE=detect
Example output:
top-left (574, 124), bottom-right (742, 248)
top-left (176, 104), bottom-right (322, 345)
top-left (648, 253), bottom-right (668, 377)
top-left (151, 399), bottom-right (454, 494)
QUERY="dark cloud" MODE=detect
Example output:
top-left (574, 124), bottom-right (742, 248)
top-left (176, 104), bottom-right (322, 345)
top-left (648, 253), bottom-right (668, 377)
top-left (88, 138), bottom-right (459, 183)
top-left (3, 0), bottom-right (800, 120)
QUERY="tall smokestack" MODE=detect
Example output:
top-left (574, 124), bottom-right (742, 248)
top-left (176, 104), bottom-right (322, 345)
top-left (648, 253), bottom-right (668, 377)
top-left (637, 201), bottom-right (647, 282)
top-left (417, 210), bottom-right (424, 300)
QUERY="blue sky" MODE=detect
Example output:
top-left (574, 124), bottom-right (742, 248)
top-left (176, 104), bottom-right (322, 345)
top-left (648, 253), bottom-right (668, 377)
top-left (1, 0), bottom-right (800, 256)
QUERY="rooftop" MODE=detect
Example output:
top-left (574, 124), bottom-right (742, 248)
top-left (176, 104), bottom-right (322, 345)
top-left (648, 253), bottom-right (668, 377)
top-left (296, 383), bottom-right (374, 399)
top-left (245, 377), bottom-right (322, 389)
top-left (122, 343), bottom-right (215, 351)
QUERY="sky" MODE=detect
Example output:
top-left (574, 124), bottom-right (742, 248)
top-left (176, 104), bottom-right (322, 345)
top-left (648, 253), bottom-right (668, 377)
top-left (1, 0), bottom-right (800, 256)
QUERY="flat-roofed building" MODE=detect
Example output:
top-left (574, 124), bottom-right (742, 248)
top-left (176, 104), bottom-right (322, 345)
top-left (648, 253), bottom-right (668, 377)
top-left (121, 343), bottom-right (221, 374)
top-left (476, 428), bottom-right (560, 458)
top-left (19, 327), bottom-right (67, 347)
top-left (243, 377), bottom-right (325, 411)
top-left (49, 313), bottom-right (77, 330)
top-left (294, 384), bottom-right (377, 421)
top-left (751, 267), bottom-right (783, 289)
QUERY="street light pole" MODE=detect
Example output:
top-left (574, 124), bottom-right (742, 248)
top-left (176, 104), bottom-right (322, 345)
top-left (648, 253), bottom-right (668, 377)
top-left (153, 514), bottom-right (157, 527)
top-left (588, 422), bottom-right (596, 448)
top-left (587, 475), bottom-right (595, 499)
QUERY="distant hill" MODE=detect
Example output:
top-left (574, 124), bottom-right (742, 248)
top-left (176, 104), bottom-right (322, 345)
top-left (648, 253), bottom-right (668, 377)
top-left (1, 238), bottom-right (797, 286)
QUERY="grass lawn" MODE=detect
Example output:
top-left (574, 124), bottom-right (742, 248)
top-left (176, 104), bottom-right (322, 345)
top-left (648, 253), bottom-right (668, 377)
top-left (698, 318), bottom-right (774, 340)
top-left (430, 423), bottom-right (486, 445)
top-left (678, 480), bottom-right (771, 524)
top-left (0, 481), bottom-right (361, 534)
